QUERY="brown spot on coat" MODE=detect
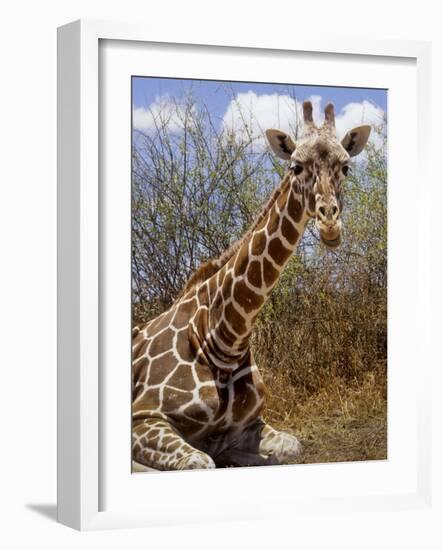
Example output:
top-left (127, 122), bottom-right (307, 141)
top-left (197, 282), bottom-right (209, 305)
top-left (268, 237), bottom-right (291, 266)
top-left (173, 298), bottom-right (198, 329)
top-left (194, 308), bottom-right (209, 336)
top-left (176, 328), bottom-right (195, 362)
top-left (149, 328), bottom-right (175, 357)
top-left (234, 245), bottom-right (249, 277)
top-left (147, 352), bottom-right (177, 385)
top-left (267, 208), bottom-right (279, 235)
top-left (208, 273), bottom-right (218, 299)
top-left (247, 260), bottom-right (262, 288)
top-left (194, 361), bottom-right (215, 383)
top-left (163, 386), bottom-right (193, 410)
top-left (215, 291), bottom-right (224, 310)
top-left (281, 216), bottom-right (299, 245)
top-left (149, 436), bottom-right (160, 449)
top-left (166, 440), bottom-right (180, 452)
top-left (222, 272), bottom-right (234, 301)
top-left (233, 279), bottom-right (264, 313)
top-left (251, 231), bottom-right (266, 256)
top-left (263, 256), bottom-right (279, 287)
top-left (287, 192), bottom-right (303, 222)
top-left (225, 302), bottom-right (247, 334)
top-left (183, 403), bottom-right (209, 422)
top-left (167, 364), bottom-right (196, 391)
top-left (146, 308), bottom-right (174, 336)
top-left (276, 188), bottom-right (289, 211)
top-left (218, 320), bottom-right (237, 346)
top-left (135, 388), bottom-right (160, 410)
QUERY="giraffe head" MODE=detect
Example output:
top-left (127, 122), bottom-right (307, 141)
top-left (266, 101), bottom-right (371, 248)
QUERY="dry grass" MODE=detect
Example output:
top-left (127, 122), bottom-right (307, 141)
top-left (259, 360), bottom-right (387, 464)
top-left (251, 269), bottom-right (388, 465)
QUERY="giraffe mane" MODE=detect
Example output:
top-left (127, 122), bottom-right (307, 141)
top-left (178, 172), bottom-right (290, 298)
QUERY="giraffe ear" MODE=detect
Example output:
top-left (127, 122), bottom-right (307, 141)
top-left (265, 129), bottom-right (296, 160)
top-left (341, 125), bottom-right (371, 157)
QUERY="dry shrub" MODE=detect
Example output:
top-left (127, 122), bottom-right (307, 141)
top-left (251, 249), bottom-right (387, 463)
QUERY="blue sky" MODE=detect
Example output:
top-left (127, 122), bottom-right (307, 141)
top-left (132, 77), bottom-right (387, 121)
top-left (132, 77), bottom-right (387, 148)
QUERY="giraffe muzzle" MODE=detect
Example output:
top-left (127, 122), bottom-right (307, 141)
top-left (319, 231), bottom-right (342, 248)
top-left (315, 202), bottom-right (342, 249)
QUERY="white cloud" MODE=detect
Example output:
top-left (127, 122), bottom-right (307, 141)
top-left (335, 100), bottom-right (385, 149)
top-left (221, 91), bottom-right (385, 151)
top-left (135, 91), bottom-right (385, 157)
top-left (133, 95), bottom-right (192, 133)
top-left (221, 91), bottom-right (322, 149)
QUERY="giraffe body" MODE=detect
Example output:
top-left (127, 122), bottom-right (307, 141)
top-left (132, 102), bottom-right (371, 470)
top-left (132, 237), bottom-right (301, 469)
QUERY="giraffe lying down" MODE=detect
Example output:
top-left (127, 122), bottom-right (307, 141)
top-left (132, 101), bottom-right (371, 471)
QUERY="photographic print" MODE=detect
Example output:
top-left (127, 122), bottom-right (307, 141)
top-left (131, 77), bottom-right (387, 472)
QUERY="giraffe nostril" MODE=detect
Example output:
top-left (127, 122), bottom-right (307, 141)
top-left (318, 206), bottom-right (326, 219)
top-left (332, 206), bottom-right (339, 217)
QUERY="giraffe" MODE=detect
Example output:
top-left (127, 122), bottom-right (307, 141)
top-left (132, 101), bottom-right (371, 471)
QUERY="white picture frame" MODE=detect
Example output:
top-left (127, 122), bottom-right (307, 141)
top-left (57, 19), bottom-right (432, 531)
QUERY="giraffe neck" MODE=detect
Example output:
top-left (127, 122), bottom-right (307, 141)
top-left (199, 174), bottom-right (310, 372)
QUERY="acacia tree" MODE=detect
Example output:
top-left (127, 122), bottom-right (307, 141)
top-left (132, 95), bottom-right (279, 321)
top-left (132, 94), bottom-right (387, 386)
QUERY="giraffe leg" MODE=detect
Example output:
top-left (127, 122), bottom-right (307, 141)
top-left (133, 418), bottom-right (216, 471)
top-left (257, 421), bottom-right (302, 463)
top-left (213, 418), bottom-right (302, 467)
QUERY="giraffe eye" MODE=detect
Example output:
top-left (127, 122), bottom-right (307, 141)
top-left (291, 163), bottom-right (303, 176)
top-left (342, 165), bottom-right (350, 176)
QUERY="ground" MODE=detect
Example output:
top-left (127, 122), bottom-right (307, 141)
top-left (261, 365), bottom-right (387, 465)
